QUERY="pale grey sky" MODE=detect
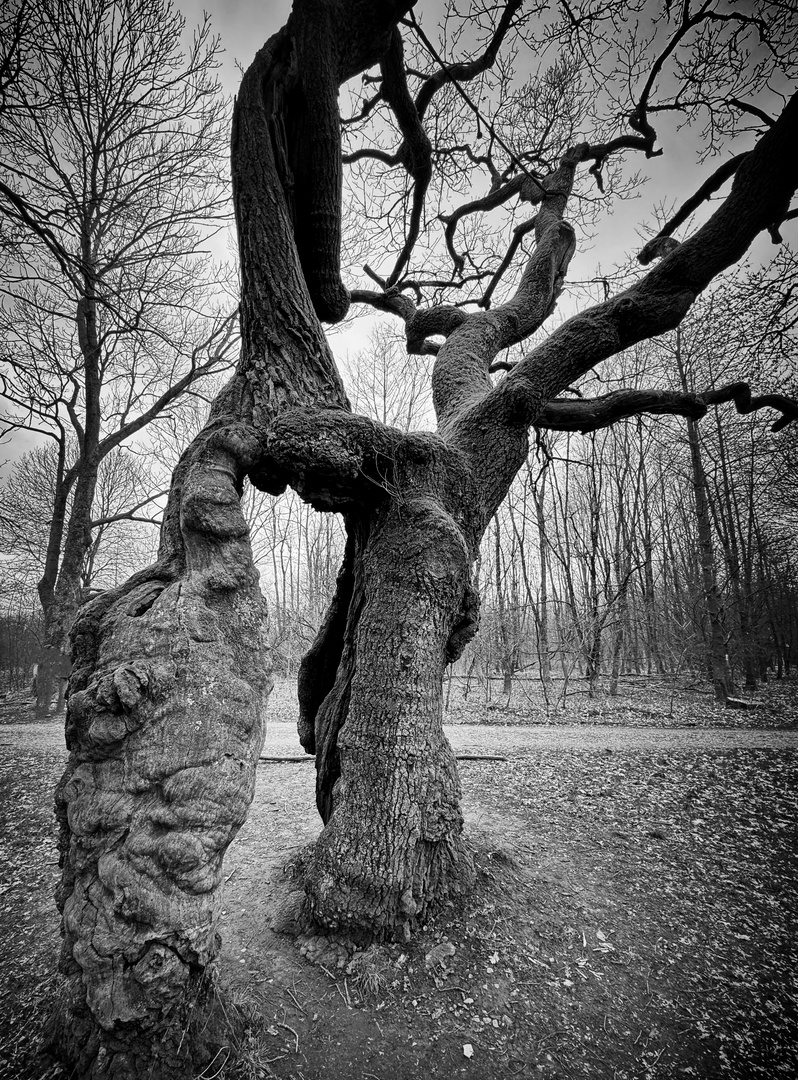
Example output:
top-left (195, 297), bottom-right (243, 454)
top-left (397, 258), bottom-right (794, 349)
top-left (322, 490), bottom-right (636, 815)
top-left (2, 0), bottom-right (793, 472)
top-left (183, 0), bottom-right (791, 290)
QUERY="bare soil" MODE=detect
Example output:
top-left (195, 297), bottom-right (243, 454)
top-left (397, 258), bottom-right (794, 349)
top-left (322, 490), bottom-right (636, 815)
top-left (1, 676), bottom-right (796, 1080)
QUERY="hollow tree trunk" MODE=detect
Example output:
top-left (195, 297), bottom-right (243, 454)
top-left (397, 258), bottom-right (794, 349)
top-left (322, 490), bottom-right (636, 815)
top-left (46, 393), bottom-right (272, 1078)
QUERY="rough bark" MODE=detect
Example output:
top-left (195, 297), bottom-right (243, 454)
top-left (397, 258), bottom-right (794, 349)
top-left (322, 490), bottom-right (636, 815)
top-left (305, 485), bottom-right (479, 937)
top-left (46, 382), bottom-right (272, 1077)
top-left (47, 3), bottom-right (420, 1072)
top-left (49, 6), bottom-right (798, 1066)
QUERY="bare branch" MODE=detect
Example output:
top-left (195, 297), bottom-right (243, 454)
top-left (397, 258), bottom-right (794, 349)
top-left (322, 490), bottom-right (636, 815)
top-left (91, 488), bottom-right (167, 528)
top-left (378, 27), bottom-right (433, 286)
top-left (410, 0), bottom-right (525, 122)
top-left (728, 97), bottom-right (776, 127)
top-left (450, 90), bottom-right (798, 494)
top-left (440, 174), bottom-right (527, 274)
top-left (536, 382), bottom-right (798, 434)
top-left (638, 153), bottom-right (748, 264)
top-left (349, 288), bottom-right (467, 354)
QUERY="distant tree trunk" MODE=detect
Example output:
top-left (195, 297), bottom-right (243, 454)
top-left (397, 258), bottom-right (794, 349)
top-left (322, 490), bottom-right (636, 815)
top-left (686, 417), bottom-right (733, 702)
top-left (675, 334), bottom-right (732, 703)
top-left (532, 465), bottom-right (553, 689)
top-left (710, 408), bottom-right (758, 690)
top-left (36, 278), bottom-right (105, 716)
top-left (609, 462), bottom-right (630, 696)
top-left (637, 422), bottom-right (664, 675)
top-left (494, 516), bottom-right (515, 697)
top-left (35, 439), bottom-right (73, 717)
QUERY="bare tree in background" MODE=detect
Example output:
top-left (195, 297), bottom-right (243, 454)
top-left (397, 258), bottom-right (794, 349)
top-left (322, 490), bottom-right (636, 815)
top-left (47, 1), bottom-right (798, 1075)
top-left (0, 0), bottom-right (237, 715)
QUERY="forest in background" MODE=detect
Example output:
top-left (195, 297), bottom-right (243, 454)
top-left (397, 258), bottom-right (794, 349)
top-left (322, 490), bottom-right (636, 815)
top-left (4, 249), bottom-right (796, 705)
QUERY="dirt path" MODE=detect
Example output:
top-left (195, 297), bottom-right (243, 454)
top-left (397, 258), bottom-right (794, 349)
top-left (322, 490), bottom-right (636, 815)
top-left (2, 697), bottom-right (797, 1080)
top-left (2, 718), bottom-right (797, 756)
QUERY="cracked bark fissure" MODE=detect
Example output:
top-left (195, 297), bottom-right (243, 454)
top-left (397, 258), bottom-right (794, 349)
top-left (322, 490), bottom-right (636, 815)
top-left (50, 3), bottom-right (798, 1071)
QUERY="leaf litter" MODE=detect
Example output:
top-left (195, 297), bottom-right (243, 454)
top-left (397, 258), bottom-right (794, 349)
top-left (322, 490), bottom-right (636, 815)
top-left (0, 678), bottom-right (796, 1078)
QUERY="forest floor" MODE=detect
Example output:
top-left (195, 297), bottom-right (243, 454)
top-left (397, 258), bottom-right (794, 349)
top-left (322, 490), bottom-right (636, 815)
top-left (0, 675), bottom-right (796, 1080)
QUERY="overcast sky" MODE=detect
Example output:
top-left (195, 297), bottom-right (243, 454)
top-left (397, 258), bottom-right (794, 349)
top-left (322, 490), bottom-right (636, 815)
top-left (182, 0), bottom-right (791, 297)
top-left (2, 0), bottom-right (793, 473)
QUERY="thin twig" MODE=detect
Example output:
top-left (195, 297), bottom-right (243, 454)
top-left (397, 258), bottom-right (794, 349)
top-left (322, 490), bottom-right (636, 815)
top-left (278, 1022), bottom-right (300, 1053)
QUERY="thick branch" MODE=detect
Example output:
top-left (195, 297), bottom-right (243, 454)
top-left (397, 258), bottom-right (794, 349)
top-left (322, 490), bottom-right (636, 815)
top-left (537, 384), bottom-right (798, 434)
top-left (446, 91), bottom-right (798, 513)
top-left (234, 3), bottom-right (413, 329)
top-left (638, 153), bottom-right (748, 265)
top-left (472, 92), bottom-right (798, 432)
top-left (349, 288), bottom-right (468, 354)
top-left (433, 146), bottom-right (583, 426)
top-left (261, 406), bottom-right (418, 510)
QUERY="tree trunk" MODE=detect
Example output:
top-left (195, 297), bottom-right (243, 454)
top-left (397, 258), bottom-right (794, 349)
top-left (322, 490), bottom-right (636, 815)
top-left (533, 471), bottom-right (553, 690)
top-left (44, 5), bottom-right (798, 1068)
top-left (675, 336), bottom-right (732, 703)
top-left (300, 475), bottom-right (481, 937)
top-left (686, 418), bottom-right (733, 703)
top-left (46, 390), bottom-right (273, 1077)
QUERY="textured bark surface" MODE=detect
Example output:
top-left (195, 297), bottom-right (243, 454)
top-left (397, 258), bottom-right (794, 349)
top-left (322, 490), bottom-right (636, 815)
top-left (47, 3), bottom-right (421, 1073)
top-left (48, 2), bottom-right (798, 1067)
top-left (47, 386), bottom-right (272, 1077)
top-left (306, 493), bottom-right (477, 937)
top-left (295, 436), bottom-right (483, 934)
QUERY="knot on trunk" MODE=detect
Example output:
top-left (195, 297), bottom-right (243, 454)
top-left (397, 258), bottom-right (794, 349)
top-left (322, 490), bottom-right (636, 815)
top-left (98, 664), bottom-right (150, 712)
top-left (445, 582), bottom-right (481, 664)
top-left (68, 662), bottom-right (156, 748)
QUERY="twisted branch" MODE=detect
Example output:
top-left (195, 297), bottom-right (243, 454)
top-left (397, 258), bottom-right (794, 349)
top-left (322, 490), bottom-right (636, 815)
top-left (537, 383), bottom-right (798, 434)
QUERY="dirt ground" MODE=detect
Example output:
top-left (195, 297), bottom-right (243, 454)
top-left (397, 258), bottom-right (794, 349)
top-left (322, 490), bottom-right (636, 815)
top-left (1, 676), bottom-right (796, 1080)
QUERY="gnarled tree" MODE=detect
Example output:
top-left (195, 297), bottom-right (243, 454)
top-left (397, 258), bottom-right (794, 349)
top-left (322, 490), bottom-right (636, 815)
top-left (49, 1), bottom-right (798, 1076)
